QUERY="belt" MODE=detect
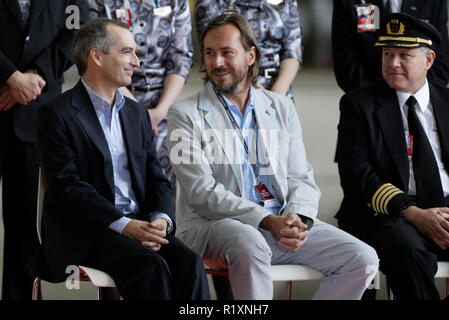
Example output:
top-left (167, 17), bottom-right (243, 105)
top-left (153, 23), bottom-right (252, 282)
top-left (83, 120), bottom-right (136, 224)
top-left (258, 67), bottom-right (278, 79)
top-left (129, 84), bottom-right (164, 93)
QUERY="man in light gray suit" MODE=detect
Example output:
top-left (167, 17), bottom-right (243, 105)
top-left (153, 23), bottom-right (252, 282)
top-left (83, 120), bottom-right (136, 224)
top-left (167, 14), bottom-right (379, 300)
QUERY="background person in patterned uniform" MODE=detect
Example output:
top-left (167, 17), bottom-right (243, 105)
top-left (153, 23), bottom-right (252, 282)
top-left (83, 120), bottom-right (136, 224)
top-left (88, 0), bottom-right (194, 196)
top-left (194, 0), bottom-right (302, 99)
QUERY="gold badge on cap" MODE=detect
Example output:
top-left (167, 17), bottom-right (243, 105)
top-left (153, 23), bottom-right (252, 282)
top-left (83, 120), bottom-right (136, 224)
top-left (386, 19), bottom-right (405, 35)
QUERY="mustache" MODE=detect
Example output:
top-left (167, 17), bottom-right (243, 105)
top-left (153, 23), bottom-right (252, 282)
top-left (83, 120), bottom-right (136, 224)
top-left (212, 68), bottom-right (229, 75)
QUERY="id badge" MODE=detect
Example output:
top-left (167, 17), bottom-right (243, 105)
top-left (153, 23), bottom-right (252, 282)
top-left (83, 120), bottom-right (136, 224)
top-left (116, 8), bottom-right (132, 27)
top-left (406, 134), bottom-right (413, 157)
top-left (154, 6), bottom-right (172, 17)
top-left (223, 6), bottom-right (240, 14)
top-left (355, 4), bottom-right (378, 32)
top-left (255, 183), bottom-right (278, 207)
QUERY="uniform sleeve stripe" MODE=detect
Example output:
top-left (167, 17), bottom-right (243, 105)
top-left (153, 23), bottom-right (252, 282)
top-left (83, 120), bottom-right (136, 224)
top-left (383, 190), bottom-right (404, 214)
top-left (372, 183), bottom-right (404, 215)
top-left (372, 183), bottom-right (393, 213)
top-left (375, 185), bottom-right (395, 213)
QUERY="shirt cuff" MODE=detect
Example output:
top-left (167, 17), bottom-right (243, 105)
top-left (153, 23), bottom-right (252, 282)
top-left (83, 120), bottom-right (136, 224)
top-left (109, 216), bottom-right (132, 234)
top-left (151, 211), bottom-right (173, 233)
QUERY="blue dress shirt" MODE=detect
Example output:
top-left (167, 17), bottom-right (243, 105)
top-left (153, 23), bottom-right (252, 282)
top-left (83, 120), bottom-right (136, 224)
top-left (220, 89), bottom-right (282, 215)
top-left (81, 79), bottom-right (172, 233)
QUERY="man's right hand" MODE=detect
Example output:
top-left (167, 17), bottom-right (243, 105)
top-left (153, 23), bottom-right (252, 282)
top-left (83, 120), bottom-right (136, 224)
top-left (260, 213), bottom-right (309, 252)
top-left (122, 219), bottom-right (169, 252)
top-left (6, 70), bottom-right (46, 105)
top-left (402, 205), bottom-right (449, 250)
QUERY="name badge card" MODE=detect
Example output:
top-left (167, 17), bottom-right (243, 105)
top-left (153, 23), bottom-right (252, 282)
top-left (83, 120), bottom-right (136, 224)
top-left (255, 184), bottom-right (278, 207)
top-left (355, 4), bottom-right (377, 32)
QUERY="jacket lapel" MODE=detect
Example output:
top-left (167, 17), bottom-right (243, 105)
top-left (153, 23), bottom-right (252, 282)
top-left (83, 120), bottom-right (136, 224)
top-left (401, 0), bottom-right (420, 15)
top-left (375, 83), bottom-right (409, 189)
top-left (27, 0), bottom-right (45, 32)
top-left (199, 83), bottom-right (244, 195)
top-left (252, 90), bottom-right (277, 176)
top-left (72, 81), bottom-right (115, 197)
top-left (4, 0), bottom-right (25, 31)
top-left (430, 83), bottom-right (449, 171)
top-left (119, 103), bottom-right (145, 207)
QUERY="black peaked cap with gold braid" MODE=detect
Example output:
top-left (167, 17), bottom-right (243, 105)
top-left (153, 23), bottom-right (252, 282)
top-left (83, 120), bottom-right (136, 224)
top-left (375, 13), bottom-right (442, 49)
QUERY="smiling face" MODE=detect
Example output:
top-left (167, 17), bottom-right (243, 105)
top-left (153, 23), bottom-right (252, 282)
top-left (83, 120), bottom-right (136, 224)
top-left (381, 47), bottom-right (435, 93)
top-left (203, 23), bottom-right (256, 95)
top-left (97, 24), bottom-right (139, 89)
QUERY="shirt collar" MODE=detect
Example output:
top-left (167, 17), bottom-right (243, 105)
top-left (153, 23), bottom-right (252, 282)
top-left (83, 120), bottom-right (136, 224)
top-left (220, 87), bottom-right (255, 118)
top-left (396, 80), bottom-right (430, 113)
top-left (81, 78), bottom-right (125, 113)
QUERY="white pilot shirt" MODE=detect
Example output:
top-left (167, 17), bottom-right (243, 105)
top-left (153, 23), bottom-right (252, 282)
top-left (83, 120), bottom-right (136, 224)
top-left (396, 80), bottom-right (449, 197)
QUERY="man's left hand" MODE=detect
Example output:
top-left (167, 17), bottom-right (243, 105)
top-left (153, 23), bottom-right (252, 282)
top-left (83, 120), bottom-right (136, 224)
top-left (0, 85), bottom-right (18, 111)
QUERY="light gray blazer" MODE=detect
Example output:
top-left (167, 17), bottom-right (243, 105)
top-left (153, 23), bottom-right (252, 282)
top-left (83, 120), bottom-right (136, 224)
top-left (167, 82), bottom-right (320, 256)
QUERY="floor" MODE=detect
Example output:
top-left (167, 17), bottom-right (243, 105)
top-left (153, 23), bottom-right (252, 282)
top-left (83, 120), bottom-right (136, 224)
top-left (0, 65), bottom-right (446, 300)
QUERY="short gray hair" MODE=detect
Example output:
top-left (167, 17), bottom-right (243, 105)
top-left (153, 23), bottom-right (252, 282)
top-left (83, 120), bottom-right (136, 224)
top-left (420, 46), bottom-right (433, 55)
top-left (71, 18), bottom-right (130, 75)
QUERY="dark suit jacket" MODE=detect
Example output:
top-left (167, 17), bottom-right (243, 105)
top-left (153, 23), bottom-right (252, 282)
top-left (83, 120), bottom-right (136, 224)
top-left (35, 81), bottom-right (174, 281)
top-left (0, 0), bottom-right (88, 143)
top-left (335, 79), bottom-right (449, 222)
top-left (332, 0), bottom-right (449, 92)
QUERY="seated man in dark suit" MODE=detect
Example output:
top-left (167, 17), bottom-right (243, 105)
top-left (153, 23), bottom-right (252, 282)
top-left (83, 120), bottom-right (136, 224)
top-left (332, 0), bottom-right (449, 92)
top-left (336, 13), bottom-right (449, 300)
top-left (35, 18), bottom-right (210, 300)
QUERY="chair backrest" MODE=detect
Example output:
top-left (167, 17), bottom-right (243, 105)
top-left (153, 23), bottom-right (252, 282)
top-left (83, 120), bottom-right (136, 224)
top-left (36, 167), bottom-right (45, 245)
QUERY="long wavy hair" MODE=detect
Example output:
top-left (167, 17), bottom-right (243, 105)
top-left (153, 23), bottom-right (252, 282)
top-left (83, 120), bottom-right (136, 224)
top-left (200, 14), bottom-right (261, 86)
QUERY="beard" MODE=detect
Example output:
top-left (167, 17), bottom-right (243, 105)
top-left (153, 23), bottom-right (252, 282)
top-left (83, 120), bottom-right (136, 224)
top-left (210, 67), bottom-right (247, 94)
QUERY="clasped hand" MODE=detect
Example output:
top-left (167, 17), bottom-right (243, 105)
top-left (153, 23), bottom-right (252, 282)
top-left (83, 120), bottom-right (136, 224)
top-left (122, 218), bottom-right (169, 252)
top-left (403, 206), bottom-right (449, 250)
top-left (261, 213), bottom-right (309, 252)
top-left (0, 70), bottom-right (46, 111)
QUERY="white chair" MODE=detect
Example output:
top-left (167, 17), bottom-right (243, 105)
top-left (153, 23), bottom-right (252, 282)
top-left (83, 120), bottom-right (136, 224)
top-left (387, 261), bottom-right (449, 300)
top-left (204, 259), bottom-right (381, 300)
top-left (31, 168), bottom-right (117, 300)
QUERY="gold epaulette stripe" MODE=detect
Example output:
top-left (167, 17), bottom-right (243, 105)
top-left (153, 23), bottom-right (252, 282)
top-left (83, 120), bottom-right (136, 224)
top-left (372, 183), bottom-right (404, 215)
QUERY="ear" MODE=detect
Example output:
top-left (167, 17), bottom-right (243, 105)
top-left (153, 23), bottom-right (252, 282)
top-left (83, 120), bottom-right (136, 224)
top-left (425, 49), bottom-right (436, 71)
top-left (89, 48), bottom-right (103, 68)
top-left (247, 46), bottom-right (256, 67)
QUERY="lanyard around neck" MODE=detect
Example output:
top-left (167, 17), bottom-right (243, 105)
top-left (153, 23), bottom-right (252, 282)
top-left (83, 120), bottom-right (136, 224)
top-left (212, 85), bottom-right (262, 183)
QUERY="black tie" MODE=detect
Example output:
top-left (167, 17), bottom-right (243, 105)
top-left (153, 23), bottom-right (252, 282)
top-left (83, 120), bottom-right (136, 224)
top-left (406, 95), bottom-right (445, 208)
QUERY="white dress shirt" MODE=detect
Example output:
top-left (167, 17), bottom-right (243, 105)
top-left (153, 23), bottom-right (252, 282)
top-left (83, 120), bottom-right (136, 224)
top-left (383, 0), bottom-right (402, 13)
top-left (396, 80), bottom-right (449, 197)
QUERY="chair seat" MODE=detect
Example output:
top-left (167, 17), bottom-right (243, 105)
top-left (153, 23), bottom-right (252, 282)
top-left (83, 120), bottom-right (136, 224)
top-left (203, 258), bottom-right (325, 281)
top-left (435, 261), bottom-right (449, 279)
top-left (270, 264), bottom-right (324, 281)
top-left (78, 266), bottom-right (116, 288)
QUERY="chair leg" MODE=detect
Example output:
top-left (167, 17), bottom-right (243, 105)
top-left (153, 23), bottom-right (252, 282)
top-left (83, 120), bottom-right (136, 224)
top-left (386, 276), bottom-right (395, 300)
top-left (445, 278), bottom-right (448, 298)
top-left (97, 287), bottom-right (121, 300)
top-left (211, 275), bottom-right (234, 300)
top-left (32, 278), bottom-right (41, 300)
top-left (285, 281), bottom-right (292, 300)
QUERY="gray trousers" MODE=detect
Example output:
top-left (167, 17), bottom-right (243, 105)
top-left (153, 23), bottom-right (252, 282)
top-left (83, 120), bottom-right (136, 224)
top-left (203, 218), bottom-right (379, 299)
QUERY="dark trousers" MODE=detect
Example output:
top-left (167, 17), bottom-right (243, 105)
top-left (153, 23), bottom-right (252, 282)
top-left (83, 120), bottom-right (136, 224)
top-left (83, 230), bottom-right (210, 300)
top-left (1, 135), bottom-right (40, 300)
top-left (339, 216), bottom-right (449, 300)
